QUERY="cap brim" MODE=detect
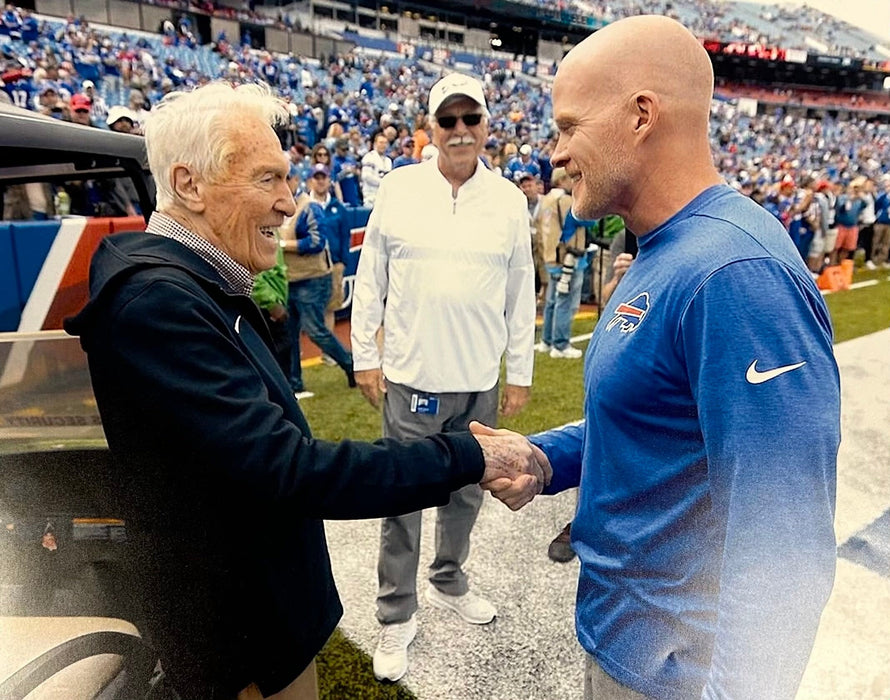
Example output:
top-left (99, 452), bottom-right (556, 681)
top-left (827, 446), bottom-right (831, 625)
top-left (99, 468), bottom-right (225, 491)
top-left (435, 92), bottom-right (483, 115)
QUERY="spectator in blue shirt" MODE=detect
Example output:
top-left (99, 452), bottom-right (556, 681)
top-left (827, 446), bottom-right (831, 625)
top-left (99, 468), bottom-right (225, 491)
top-left (331, 137), bottom-right (362, 206)
top-left (391, 136), bottom-right (417, 169)
top-left (503, 143), bottom-right (541, 181)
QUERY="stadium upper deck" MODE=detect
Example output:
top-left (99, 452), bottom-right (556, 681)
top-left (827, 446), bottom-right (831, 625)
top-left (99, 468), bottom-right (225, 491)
top-left (2, 1), bottom-right (890, 212)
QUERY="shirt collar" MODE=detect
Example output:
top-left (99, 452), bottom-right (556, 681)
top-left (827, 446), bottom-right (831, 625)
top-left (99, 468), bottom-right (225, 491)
top-left (146, 211), bottom-right (254, 296)
top-left (426, 156), bottom-right (488, 195)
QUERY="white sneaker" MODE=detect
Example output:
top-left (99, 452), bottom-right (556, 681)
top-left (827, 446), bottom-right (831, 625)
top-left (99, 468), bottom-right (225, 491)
top-left (865, 260), bottom-right (877, 270)
top-left (533, 341), bottom-right (552, 353)
top-left (425, 585), bottom-right (496, 624)
top-left (550, 345), bottom-right (583, 359)
top-left (320, 353), bottom-right (337, 366)
top-left (373, 616), bottom-right (417, 682)
top-left (294, 391), bottom-right (315, 400)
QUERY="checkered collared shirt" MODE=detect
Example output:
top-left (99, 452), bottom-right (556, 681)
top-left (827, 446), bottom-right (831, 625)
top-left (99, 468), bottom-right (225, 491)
top-left (146, 211), bottom-right (254, 296)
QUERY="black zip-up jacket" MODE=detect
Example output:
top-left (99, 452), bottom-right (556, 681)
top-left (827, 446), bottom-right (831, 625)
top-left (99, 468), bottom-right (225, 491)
top-left (65, 231), bottom-right (485, 698)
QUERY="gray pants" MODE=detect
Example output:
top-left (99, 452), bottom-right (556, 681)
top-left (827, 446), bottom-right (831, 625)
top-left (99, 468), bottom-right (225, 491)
top-left (584, 655), bottom-right (651, 700)
top-left (376, 380), bottom-right (498, 624)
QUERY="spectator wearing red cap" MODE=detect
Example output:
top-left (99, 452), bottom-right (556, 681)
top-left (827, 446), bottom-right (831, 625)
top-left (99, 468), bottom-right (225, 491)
top-left (808, 179), bottom-right (836, 273)
top-left (69, 92), bottom-right (92, 126)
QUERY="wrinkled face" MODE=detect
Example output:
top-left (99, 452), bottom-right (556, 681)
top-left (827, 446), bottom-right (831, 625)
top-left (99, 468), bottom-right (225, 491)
top-left (550, 61), bottom-right (633, 221)
top-left (432, 96), bottom-right (487, 178)
top-left (199, 116), bottom-right (295, 274)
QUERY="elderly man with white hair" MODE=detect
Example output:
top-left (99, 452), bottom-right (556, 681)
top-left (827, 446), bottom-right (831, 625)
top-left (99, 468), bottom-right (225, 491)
top-left (65, 81), bottom-right (550, 699)
top-left (351, 72), bottom-right (536, 683)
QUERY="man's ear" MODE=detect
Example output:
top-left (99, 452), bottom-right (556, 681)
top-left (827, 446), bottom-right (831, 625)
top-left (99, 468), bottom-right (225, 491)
top-left (171, 163), bottom-right (206, 213)
top-left (632, 91), bottom-right (659, 141)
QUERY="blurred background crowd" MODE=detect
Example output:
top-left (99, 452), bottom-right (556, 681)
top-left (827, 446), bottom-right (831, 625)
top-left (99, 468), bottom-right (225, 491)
top-left (3, 0), bottom-right (890, 275)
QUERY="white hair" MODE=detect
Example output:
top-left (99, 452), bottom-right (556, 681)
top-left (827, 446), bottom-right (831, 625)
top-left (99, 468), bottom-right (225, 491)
top-left (144, 81), bottom-right (289, 210)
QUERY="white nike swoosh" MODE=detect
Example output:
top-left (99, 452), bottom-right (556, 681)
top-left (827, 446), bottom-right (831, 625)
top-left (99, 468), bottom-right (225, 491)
top-left (746, 360), bottom-right (806, 384)
top-left (234, 315), bottom-right (242, 334)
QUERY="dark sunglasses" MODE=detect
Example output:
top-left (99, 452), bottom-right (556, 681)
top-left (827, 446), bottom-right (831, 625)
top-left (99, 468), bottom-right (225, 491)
top-left (316, 151), bottom-right (329, 156)
top-left (436, 113), bottom-right (483, 129)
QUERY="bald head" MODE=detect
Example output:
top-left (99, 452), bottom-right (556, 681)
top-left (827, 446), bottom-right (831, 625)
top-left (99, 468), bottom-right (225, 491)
top-left (558, 15), bottom-right (713, 132)
top-left (550, 15), bottom-right (722, 233)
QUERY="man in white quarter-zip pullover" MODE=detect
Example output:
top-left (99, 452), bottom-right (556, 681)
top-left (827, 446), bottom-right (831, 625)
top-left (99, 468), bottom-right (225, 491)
top-left (351, 72), bottom-right (536, 684)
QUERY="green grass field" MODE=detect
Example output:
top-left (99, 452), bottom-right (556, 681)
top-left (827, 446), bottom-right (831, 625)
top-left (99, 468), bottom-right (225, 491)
top-left (307, 267), bottom-right (889, 697)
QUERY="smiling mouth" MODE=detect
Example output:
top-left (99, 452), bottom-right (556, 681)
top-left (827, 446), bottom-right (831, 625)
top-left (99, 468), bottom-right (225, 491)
top-left (260, 227), bottom-right (277, 239)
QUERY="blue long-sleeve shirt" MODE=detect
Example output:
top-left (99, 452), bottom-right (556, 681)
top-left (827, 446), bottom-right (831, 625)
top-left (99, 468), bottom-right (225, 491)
top-left (295, 198), bottom-right (349, 263)
top-left (531, 185), bottom-right (839, 700)
top-left (834, 194), bottom-right (865, 227)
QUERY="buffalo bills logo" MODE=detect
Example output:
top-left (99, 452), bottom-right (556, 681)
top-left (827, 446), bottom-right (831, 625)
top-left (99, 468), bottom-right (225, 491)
top-left (605, 292), bottom-right (650, 333)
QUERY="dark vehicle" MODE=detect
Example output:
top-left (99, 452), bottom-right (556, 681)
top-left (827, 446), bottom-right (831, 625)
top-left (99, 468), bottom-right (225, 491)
top-left (0, 105), bottom-right (165, 698)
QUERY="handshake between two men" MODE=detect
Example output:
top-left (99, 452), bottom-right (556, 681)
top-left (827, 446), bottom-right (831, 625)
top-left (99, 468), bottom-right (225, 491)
top-left (469, 421), bottom-right (552, 511)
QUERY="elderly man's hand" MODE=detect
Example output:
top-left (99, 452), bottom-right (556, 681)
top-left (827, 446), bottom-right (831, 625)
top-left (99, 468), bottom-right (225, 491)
top-left (469, 420), bottom-right (552, 511)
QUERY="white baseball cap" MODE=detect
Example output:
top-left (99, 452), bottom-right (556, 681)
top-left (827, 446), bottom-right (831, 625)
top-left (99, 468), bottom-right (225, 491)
top-left (519, 143), bottom-right (532, 156)
top-left (106, 105), bottom-right (136, 127)
top-left (428, 73), bottom-right (487, 117)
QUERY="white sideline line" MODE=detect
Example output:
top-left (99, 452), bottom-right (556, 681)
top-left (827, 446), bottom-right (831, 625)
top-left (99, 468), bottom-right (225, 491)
top-left (821, 278), bottom-right (880, 295)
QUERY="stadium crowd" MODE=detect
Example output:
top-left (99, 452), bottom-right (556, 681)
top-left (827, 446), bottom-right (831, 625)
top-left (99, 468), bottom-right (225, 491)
top-left (453, 0), bottom-right (886, 59)
top-left (0, 8), bottom-right (876, 696)
top-left (3, 3), bottom-right (890, 277)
